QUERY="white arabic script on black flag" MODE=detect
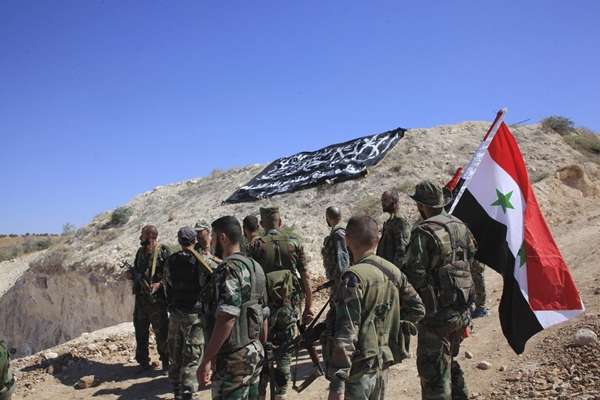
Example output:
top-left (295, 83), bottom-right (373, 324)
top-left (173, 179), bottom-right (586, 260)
top-left (225, 127), bottom-right (405, 203)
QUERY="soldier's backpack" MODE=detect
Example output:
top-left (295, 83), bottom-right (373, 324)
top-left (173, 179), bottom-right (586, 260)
top-left (0, 340), bottom-right (15, 400)
top-left (259, 233), bottom-right (301, 307)
top-left (418, 214), bottom-right (475, 314)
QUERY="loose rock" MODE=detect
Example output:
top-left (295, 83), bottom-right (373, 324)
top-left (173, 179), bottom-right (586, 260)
top-left (573, 328), bottom-right (598, 347)
top-left (75, 375), bottom-right (96, 389)
top-left (477, 361), bottom-right (492, 370)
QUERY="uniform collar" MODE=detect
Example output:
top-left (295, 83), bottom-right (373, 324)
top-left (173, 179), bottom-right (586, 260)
top-left (355, 252), bottom-right (376, 264)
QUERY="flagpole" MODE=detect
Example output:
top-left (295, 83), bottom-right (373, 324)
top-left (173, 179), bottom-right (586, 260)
top-left (449, 108), bottom-right (507, 214)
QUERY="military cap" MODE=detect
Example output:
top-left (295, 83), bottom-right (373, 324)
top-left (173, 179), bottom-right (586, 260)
top-left (409, 180), bottom-right (452, 208)
top-left (260, 207), bottom-right (280, 219)
top-left (194, 220), bottom-right (210, 231)
top-left (177, 226), bottom-right (197, 245)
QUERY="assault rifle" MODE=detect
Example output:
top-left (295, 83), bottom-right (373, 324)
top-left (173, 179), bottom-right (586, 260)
top-left (120, 260), bottom-right (159, 302)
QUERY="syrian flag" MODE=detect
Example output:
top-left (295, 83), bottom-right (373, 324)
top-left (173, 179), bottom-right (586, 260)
top-left (450, 110), bottom-right (584, 354)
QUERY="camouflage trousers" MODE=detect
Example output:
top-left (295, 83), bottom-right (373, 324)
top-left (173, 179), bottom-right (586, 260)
top-left (344, 366), bottom-right (388, 400)
top-left (212, 341), bottom-right (264, 400)
top-left (259, 304), bottom-right (297, 397)
top-left (133, 295), bottom-right (169, 365)
top-left (167, 310), bottom-right (204, 396)
top-left (470, 260), bottom-right (486, 308)
top-left (416, 324), bottom-right (468, 400)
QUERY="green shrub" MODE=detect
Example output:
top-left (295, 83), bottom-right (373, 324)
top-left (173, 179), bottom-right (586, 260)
top-left (109, 207), bottom-right (133, 227)
top-left (541, 116), bottom-right (575, 136)
top-left (564, 133), bottom-right (600, 155)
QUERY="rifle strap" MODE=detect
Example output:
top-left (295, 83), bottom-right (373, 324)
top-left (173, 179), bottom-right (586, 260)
top-left (189, 248), bottom-right (214, 274)
top-left (150, 243), bottom-right (160, 279)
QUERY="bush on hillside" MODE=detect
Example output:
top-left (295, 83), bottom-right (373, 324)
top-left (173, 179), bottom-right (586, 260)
top-left (564, 133), bottom-right (600, 156)
top-left (108, 207), bottom-right (133, 227)
top-left (541, 116), bottom-right (575, 136)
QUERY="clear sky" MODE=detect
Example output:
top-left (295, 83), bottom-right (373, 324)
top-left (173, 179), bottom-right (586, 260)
top-left (1, 1), bottom-right (599, 234)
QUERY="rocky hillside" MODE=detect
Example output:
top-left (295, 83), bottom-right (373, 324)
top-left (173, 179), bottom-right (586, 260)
top-left (1, 121), bottom-right (599, 357)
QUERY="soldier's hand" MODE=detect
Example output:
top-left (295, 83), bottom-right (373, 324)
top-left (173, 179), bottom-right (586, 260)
top-left (150, 282), bottom-right (161, 294)
top-left (197, 360), bottom-right (212, 386)
top-left (328, 390), bottom-right (344, 400)
top-left (124, 269), bottom-right (134, 280)
top-left (302, 309), bottom-right (315, 325)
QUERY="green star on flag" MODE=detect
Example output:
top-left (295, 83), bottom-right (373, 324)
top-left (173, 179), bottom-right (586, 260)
top-left (491, 189), bottom-right (515, 213)
top-left (517, 243), bottom-right (526, 268)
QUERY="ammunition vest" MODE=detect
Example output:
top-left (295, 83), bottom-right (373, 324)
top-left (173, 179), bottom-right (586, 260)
top-left (0, 341), bottom-right (14, 400)
top-left (345, 255), bottom-right (401, 369)
top-left (417, 213), bottom-right (475, 316)
top-left (220, 254), bottom-right (267, 354)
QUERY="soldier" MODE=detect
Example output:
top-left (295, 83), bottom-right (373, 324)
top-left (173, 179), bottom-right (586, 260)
top-left (197, 216), bottom-right (268, 400)
top-left (323, 215), bottom-right (425, 400)
top-left (403, 181), bottom-right (477, 400)
top-left (195, 220), bottom-right (222, 268)
top-left (0, 340), bottom-right (15, 400)
top-left (241, 215), bottom-right (260, 256)
top-left (248, 207), bottom-right (313, 399)
top-left (128, 225), bottom-right (170, 370)
top-left (470, 261), bottom-right (489, 318)
top-left (321, 206), bottom-right (350, 286)
top-left (163, 227), bottom-right (213, 400)
top-left (376, 190), bottom-right (411, 269)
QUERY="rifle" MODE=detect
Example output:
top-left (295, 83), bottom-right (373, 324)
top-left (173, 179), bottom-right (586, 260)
top-left (288, 300), bottom-right (330, 392)
top-left (121, 260), bottom-right (158, 302)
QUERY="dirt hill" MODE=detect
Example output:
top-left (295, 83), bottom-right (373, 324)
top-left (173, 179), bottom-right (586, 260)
top-left (2, 120), bottom-right (600, 399)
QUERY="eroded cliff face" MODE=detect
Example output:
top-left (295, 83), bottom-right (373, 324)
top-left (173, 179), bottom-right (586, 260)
top-left (0, 260), bottom-right (132, 356)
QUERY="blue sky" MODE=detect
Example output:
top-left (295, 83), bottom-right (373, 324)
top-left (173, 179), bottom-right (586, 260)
top-left (1, 1), bottom-right (599, 234)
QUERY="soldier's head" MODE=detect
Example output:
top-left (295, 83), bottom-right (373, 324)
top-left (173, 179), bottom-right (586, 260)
top-left (242, 215), bottom-right (259, 241)
top-left (194, 220), bottom-right (211, 250)
top-left (409, 180), bottom-right (449, 219)
top-left (140, 225), bottom-right (158, 248)
top-left (259, 207), bottom-right (282, 231)
top-left (345, 215), bottom-right (379, 261)
top-left (211, 216), bottom-right (242, 259)
top-left (325, 206), bottom-right (342, 228)
top-left (381, 190), bottom-right (400, 214)
top-left (177, 226), bottom-right (197, 249)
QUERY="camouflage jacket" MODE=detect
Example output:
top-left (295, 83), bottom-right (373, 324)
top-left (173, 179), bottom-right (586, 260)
top-left (321, 225), bottom-right (350, 284)
top-left (212, 253), bottom-right (269, 352)
top-left (193, 243), bottom-right (221, 269)
top-left (247, 228), bottom-right (307, 276)
top-left (132, 244), bottom-right (171, 298)
top-left (403, 211), bottom-right (476, 318)
top-left (376, 214), bottom-right (411, 268)
top-left (325, 254), bottom-right (424, 393)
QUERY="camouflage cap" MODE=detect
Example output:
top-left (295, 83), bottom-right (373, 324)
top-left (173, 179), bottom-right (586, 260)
top-left (177, 226), bottom-right (196, 245)
top-left (409, 180), bottom-right (451, 208)
top-left (260, 207), bottom-right (280, 220)
top-left (194, 220), bottom-right (210, 231)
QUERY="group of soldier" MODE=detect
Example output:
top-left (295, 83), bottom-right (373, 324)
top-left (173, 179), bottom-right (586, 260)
top-left (122, 178), bottom-right (488, 400)
top-left (0, 179), bottom-right (489, 400)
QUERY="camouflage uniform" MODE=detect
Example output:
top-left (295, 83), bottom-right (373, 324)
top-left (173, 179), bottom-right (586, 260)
top-left (321, 224), bottom-right (350, 286)
top-left (211, 253), bottom-right (268, 400)
top-left (471, 260), bottom-right (486, 309)
top-left (248, 228), bottom-right (306, 398)
top-left (163, 248), bottom-right (213, 399)
top-left (132, 244), bottom-right (171, 367)
top-left (376, 214), bottom-right (411, 268)
top-left (0, 340), bottom-right (15, 400)
top-left (323, 254), bottom-right (424, 400)
top-left (403, 210), bottom-right (477, 400)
